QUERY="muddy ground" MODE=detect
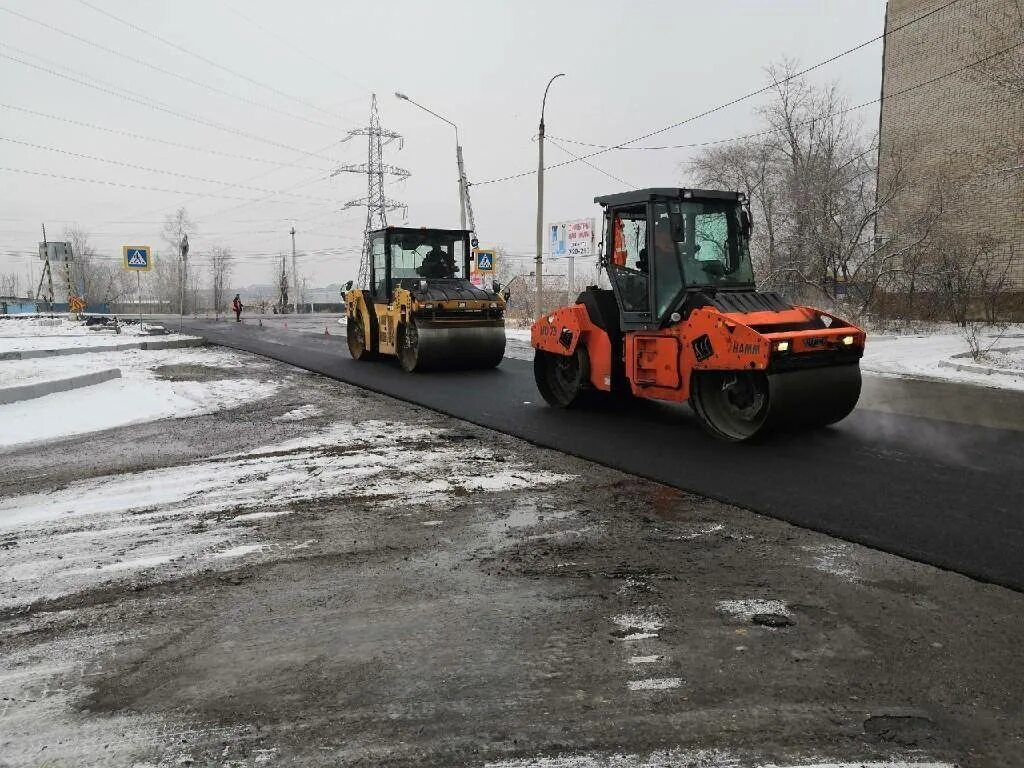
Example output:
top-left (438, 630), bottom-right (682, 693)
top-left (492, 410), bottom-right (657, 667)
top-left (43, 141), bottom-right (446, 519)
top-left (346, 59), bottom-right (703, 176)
top-left (1, 353), bottom-right (1022, 768)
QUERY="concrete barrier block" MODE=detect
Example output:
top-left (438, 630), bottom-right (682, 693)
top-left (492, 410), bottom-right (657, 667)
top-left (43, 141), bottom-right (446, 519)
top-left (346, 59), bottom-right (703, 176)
top-left (0, 368), bottom-right (123, 405)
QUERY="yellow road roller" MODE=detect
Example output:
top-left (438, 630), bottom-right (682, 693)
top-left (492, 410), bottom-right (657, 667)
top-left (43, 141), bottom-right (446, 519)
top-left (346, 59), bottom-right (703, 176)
top-left (343, 226), bottom-right (507, 372)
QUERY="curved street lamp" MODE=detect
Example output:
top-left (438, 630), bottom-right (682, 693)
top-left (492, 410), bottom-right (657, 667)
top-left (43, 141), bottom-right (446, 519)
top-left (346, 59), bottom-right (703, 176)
top-left (536, 73), bottom-right (565, 316)
top-left (395, 91), bottom-right (468, 231)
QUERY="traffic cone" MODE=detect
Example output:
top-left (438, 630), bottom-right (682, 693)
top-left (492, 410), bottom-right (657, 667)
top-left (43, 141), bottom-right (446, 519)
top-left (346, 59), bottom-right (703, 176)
top-left (259, 319), bottom-right (263, 328)
top-left (324, 323), bottom-right (330, 336)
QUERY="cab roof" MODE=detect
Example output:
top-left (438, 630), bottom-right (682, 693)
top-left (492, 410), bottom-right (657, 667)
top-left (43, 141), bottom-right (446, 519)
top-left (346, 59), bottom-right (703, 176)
top-left (371, 226), bottom-right (471, 237)
top-left (594, 188), bottom-right (743, 207)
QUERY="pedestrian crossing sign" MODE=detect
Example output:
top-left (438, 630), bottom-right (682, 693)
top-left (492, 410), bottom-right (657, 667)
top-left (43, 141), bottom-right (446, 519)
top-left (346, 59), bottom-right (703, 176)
top-left (475, 249), bottom-right (495, 273)
top-left (122, 245), bottom-right (152, 271)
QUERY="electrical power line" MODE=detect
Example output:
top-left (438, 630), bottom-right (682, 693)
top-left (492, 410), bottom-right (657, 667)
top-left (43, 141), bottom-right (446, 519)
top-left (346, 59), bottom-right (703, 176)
top-left (0, 104), bottom-right (332, 172)
top-left (0, 137), bottom-right (339, 202)
top-left (194, 169), bottom-right (338, 222)
top-left (545, 137), bottom-right (634, 187)
top-left (0, 47), bottom-right (338, 162)
top-left (0, 166), bottom-right (340, 204)
top-left (0, 5), bottom-right (341, 131)
top-left (77, 0), bottom-right (350, 124)
top-left (112, 137), bottom-right (350, 227)
top-left (547, 40), bottom-right (1024, 155)
top-left (470, 0), bottom-right (968, 187)
top-left (222, 2), bottom-right (372, 97)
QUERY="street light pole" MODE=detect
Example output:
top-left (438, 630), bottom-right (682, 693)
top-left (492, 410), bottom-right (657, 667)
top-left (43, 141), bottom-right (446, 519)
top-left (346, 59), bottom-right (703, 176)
top-left (536, 73), bottom-right (565, 319)
top-left (178, 233), bottom-right (189, 333)
top-left (395, 92), bottom-right (467, 230)
top-left (290, 226), bottom-right (298, 314)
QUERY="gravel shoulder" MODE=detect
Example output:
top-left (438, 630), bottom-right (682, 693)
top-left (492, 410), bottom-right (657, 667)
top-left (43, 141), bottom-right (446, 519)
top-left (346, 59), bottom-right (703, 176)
top-left (1, 353), bottom-right (1021, 768)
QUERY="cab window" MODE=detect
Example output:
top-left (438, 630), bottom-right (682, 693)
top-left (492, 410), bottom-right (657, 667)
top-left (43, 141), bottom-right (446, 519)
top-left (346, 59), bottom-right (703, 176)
top-left (652, 203), bottom-right (683, 318)
top-left (608, 206), bottom-right (649, 313)
top-left (371, 235), bottom-right (386, 298)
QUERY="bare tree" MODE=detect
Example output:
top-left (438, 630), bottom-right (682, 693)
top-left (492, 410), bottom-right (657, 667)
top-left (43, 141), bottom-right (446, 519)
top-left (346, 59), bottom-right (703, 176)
top-left (160, 207), bottom-right (196, 312)
top-left (686, 59), bottom-right (917, 319)
top-left (0, 272), bottom-right (21, 297)
top-left (208, 246), bottom-right (233, 315)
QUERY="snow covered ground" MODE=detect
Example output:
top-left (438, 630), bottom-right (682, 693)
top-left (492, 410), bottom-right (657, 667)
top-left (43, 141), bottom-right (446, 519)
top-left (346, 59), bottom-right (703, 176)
top-left (862, 330), bottom-right (1024, 390)
top-left (0, 318), bottom-right (280, 449)
top-left (505, 327), bottom-right (534, 361)
top-left (0, 420), bottom-right (573, 611)
top-left (0, 315), bottom-right (193, 353)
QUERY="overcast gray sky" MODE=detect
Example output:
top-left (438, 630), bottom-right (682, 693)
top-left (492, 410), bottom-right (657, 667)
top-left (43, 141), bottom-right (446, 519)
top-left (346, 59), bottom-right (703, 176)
top-left (0, 0), bottom-right (887, 290)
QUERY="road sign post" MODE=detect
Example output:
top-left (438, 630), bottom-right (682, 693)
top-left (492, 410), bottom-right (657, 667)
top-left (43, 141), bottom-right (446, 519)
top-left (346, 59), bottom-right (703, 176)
top-left (548, 218), bottom-right (594, 305)
top-left (123, 246), bottom-right (152, 330)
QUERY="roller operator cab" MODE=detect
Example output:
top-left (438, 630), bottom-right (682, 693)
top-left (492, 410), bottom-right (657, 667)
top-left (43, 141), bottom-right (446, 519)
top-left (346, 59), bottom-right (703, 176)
top-left (530, 188), bottom-right (866, 441)
top-left (343, 226), bottom-right (507, 372)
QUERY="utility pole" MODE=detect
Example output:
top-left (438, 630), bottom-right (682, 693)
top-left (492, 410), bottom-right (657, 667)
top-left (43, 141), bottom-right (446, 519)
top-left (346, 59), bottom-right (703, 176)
top-left (536, 73), bottom-right (565, 318)
top-left (290, 226), bottom-right (298, 314)
top-left (178, 232), bottom-right (189, 332)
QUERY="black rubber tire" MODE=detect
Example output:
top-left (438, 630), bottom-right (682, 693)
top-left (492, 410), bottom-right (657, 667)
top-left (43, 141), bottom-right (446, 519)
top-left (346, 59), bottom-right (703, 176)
top-left (690, 364), bottom-right (862, 442)
top-left (534, 347), bottom-right (592, 408)
top-left (346, 314), bottom-right (375, 361)
top-left (690, 370), bottom-right (771, 442)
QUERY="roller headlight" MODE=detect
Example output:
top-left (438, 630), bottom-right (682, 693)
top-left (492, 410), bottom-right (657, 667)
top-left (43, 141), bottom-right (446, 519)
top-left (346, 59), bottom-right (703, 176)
top-left (842, 335), bottom-right (855, 346)
top-left (774, 340), bottom-right (790, 352)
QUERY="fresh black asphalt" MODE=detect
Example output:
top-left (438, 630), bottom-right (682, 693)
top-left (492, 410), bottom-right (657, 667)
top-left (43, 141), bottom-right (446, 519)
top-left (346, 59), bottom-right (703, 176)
top-left (180, 319), bottom-right (1024, 592)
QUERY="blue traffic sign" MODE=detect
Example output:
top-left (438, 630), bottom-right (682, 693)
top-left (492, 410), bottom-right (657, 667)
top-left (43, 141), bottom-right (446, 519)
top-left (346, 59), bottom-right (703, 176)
top-left (476, 250), bottom-right (494, 272)
top-left (122, 245), bottom-right (152, 271)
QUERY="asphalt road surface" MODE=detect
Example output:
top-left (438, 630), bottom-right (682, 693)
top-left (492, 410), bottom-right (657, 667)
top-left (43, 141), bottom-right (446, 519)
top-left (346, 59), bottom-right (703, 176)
top-left (170, 316), bottom-right (1024, 591)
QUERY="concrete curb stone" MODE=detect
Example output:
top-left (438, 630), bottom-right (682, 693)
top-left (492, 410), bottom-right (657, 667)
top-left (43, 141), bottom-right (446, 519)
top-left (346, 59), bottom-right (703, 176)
top-left (0, 368), bottom-right (123, 405)
top-left (0, 337), bottom-right (202, 361)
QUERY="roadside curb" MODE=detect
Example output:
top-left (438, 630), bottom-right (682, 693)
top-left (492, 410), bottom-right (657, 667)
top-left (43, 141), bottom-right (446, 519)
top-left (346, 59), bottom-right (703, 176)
top-left (0, 368), bottom-right (122, 405)
top-left (937, 359), bottom-right (1023, 378)
top-left (0, 337), bottom-right (203, 361)
top-left (938, 345), bottom-right (1024, 378)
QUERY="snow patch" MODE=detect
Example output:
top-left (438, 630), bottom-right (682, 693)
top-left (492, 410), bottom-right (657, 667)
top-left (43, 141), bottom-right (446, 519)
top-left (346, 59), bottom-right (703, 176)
top-left (717, 599), bottom-right (792, 620)
top-left (273, 404), bottom-right (322, 422)
top-left (0, 420), bottom-right (573, 609)
top-left (421, 520), bottom-right (445, 527)
top-left (862, 329), bottom-right (1024, 390)
top-left (0, 625), bottom-right (240, 767)
top-left (803, 543), bottom-right (859, 581)
top-left (0, 344), bottom-right (279, 448)
top-left (675, 523), bottom-right (725, 540)
top-left (628, 655), bottom-right (664, 664)
top-left (628, 677), bottom-right (681, 691)
top-left (212, 544), bottom-right (265, 559)
top-left (613, 613), bottom-right (664, 632)
top-left (96, 554), bottom-right (174, 572)
top-left (621, 632), bottom-right (659, 642)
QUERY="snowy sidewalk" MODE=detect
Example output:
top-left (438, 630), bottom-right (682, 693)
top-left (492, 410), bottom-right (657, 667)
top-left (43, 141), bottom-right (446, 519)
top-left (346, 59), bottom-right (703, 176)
top-left (0, 317), bottom-right (281, 449)
top-left (862, 331), bottom-right (1024, 390)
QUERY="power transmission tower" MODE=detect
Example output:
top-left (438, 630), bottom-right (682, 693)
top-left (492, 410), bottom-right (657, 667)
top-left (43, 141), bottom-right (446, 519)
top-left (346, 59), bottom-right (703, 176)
top-left (333, 94), bottom-right (410, 289)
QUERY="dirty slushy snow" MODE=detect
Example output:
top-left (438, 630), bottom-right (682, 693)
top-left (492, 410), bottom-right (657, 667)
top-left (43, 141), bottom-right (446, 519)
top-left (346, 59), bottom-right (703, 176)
top-left (716, 599), bottom-right (792, 620)
top-left (0, 420), bottom-right (574, 610)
